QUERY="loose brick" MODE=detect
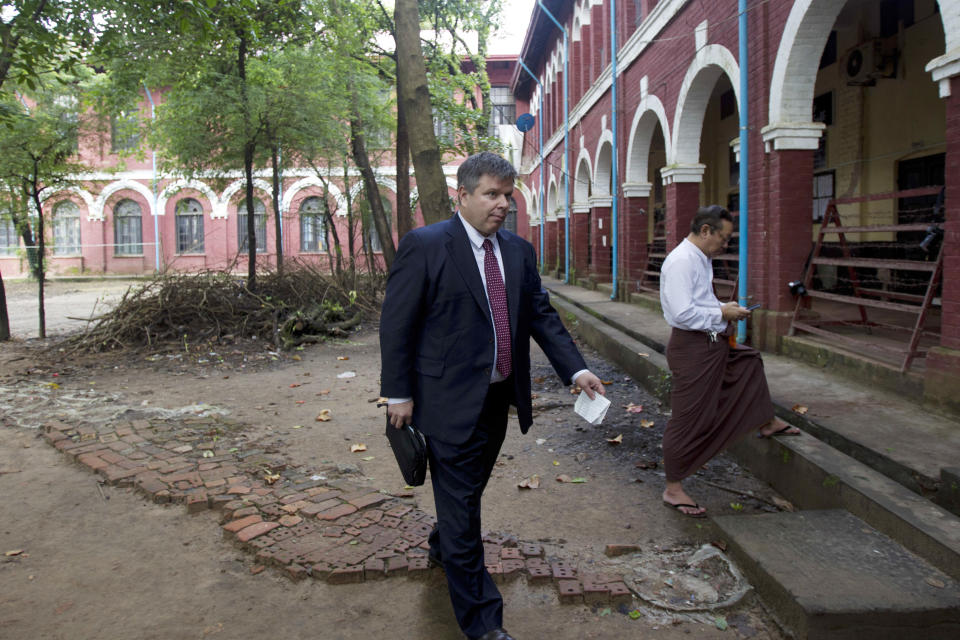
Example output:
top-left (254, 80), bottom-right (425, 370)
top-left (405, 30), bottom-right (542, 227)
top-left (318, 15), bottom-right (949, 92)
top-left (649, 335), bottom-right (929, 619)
top-left (384, 505), bottom-right (412, 518)
top-left (363, 557), bottom-right (386, 580)
top-left (348, 492), bottom-right (387, 510)
top-left (286, 563), bottom-right (308, 581)
top-left (557, 580), bottom-right (583, 604)
top-left (280, 492), bottom-right (310, 505)
top-left (223, 514), bottom-right (263, 534)
top-left (227, 484), bottom-right (252, 495)
top-left (527, 563), bottom-right (552, 583)
top-left (604, 544), bottom-right (642, 557)
top-left (186, 491), bottom-right (209, 513)
top-left (385, 555), bottom-right (408, 576)
top-left (407, 555), bottom-right (431, 577)
top-left (77, 453), bottom-right (109, 471)
top-left (316, 503), bottom-right (357, 521)
top-left (231, 506), bottom-right (260, 521)
top-left (326, 566), bottom-right (364, 584)
top-left (236, 521), bottom-right (280, 543)
top-left (551, 563), bottom-right (577, 580)
top-left (520, 543), bottom-right (543, 557)
top-left (501, 547), bottom-right (522, 560)
top-left (279, 515), bottom-right (303, 527)
top-left (501, 559), bottom-right (525, 579)
top-left (607, 581), bottom-right (633, 605)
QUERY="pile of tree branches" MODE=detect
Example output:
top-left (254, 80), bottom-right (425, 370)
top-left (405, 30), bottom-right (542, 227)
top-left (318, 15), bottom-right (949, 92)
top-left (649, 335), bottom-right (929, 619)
top-left (59, 262), bottom-right (383, 354)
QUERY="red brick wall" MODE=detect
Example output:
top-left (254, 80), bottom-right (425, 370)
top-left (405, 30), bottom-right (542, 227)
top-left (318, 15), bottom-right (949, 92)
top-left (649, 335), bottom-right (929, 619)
top-left (941, 76), bottom-right (960, 349)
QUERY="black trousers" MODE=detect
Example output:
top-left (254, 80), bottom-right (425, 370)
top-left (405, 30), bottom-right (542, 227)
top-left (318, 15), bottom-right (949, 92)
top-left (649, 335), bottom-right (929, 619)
top-left (426, 379), bottom-right (512, 640)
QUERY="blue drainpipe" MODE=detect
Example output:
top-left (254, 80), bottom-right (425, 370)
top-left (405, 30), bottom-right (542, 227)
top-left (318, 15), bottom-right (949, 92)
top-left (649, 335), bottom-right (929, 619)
top-left (537, 0), bottom-right (570, 282)
top-left (518, 57), bottom-right (546, 272)
top-left (609, 0), bottom-right (619, 300)
top-left (737, 0), bottom-right (750, 343)
top-left (143, 84), bottom-right (161, 272)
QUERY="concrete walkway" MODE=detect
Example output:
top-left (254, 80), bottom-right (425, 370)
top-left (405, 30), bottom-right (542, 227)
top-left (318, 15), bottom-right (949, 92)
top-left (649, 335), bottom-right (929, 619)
top-left (542, 276), bottom-right (960, 494)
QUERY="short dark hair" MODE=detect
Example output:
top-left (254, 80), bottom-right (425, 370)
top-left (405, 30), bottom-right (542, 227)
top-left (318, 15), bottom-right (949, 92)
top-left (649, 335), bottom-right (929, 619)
top-left (457, 152), bottom-right (516, 194)
top-left (690, 205), bottom-right (733, 234)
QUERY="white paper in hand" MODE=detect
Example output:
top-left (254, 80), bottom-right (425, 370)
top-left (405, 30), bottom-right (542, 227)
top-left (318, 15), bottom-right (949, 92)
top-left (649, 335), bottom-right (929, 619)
top-left (574, 390), bottom-right (610, 425)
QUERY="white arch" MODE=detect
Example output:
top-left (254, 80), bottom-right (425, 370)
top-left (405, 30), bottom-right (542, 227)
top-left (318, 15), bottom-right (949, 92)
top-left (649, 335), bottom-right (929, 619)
top-left (625, 93), bottom-right (671, 185)
top-left (671, 44), bottom-right (740, 167)
top-left (282, 176), bottom-right (344, 215)
top-left (219, 179), bottom-right (273, 218)
top-left (94, 179), bottom-right (155, 219)
top-left (157, 179), bottom-right (220, 218)
top-left (513, 182), bottom-right (533, 222)
top-left (592, 129), bottom-right (614, 196)
top-left (39, 186), bottom-right (97, 220)
top-left (573, 149), bottom-right (593, 204)
top-left (547, 173), bottom-right (559, 220)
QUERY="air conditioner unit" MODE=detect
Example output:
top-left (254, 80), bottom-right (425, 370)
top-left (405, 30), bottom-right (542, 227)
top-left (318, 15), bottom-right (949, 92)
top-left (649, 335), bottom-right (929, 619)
top-left (845, 40), bottom-right (898, 86)
top-left (845, 41), bottom-right (879, 85)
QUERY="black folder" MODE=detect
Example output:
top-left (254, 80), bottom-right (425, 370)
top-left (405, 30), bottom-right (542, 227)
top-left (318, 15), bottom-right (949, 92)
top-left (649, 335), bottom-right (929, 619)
top-left (385, 416), bottom-right (427, 486)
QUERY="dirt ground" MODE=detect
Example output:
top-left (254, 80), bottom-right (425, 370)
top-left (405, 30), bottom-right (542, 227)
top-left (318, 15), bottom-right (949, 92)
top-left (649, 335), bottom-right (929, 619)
top-left (0, 279), bottom-right (789, 639)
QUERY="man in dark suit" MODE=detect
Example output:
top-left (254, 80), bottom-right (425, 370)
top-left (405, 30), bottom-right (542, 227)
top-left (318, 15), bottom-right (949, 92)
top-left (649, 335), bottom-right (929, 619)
top-left (380, 152), bottom-right (604, 640)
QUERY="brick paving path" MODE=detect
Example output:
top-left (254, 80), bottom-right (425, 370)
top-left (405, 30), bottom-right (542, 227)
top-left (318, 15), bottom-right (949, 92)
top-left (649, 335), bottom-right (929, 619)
top-left (40, 414), bottom-right (633, 606)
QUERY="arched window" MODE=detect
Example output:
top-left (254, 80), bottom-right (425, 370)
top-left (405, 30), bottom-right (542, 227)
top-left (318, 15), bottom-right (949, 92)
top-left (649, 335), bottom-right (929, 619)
top-left (368, 196), bottom-right (392, 253)
top-left (0, 217), bottom-right (17, 256)
top-left (52, 200), bottom-right (81, 256)
top-left (113, 198), bottom-right (142, 255)
top-left (299, 196), bottom-right (326, 252)
top-left (175, 198), bottom-right (204, 254)
top-left (237, 199), bottom-right (266, 252)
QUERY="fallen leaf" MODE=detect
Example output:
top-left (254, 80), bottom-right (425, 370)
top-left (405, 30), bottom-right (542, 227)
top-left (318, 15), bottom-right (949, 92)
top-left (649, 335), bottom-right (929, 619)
top-left (791, 404), bottom-right (808, 415)
top-left (337, 371), bottom-right (356, 379)
top-left (291, 355), bottom-right (302, 361)
top-left (569, 386), bottom-right (581, 395)
top-left (337, 356), bottom-right (349, 361)
top-left (518, 475), bottom-right (540, 489)
top-left (368, 396), bottom-right (388, 403)
top-left (715, 616), bottom-right (728, 631)
top-left (599, 607), bottom-right (611, 616)
top-left (628, 610), bottom-right (642, 620)
top-left (556, 474), bottom-right (572, 483)
top-left (263, 473), bottom-right (281, 485)
top-left (535, 438), bottom-right (546, 445)
top-left (292, 425), bottom-right (304, 430)
top-left (711, 540), bottom-right (728, 552)
top-left (571, 477), bottom-right (587, 483)
top-left (552, 460), bottom-right (560, 466)
top-left (295, 400), bottom-right (305, 405)
top-left (4, 549), bottom-right (24, 557)
top-left (625, 403), bottom-right (643, 413)
top-left (360, 456), bottom-right (375, 461)
top-left (639, 419), bottom-right (655, 428)
top-left (289, 383), bottom-right (301, 388)
top-left (637, 352), bottom-right (649, 358)
top-left (202, 450), bottom-right (214, 458)
top-left (317, 389), bottom-right (331, 395)
top-left (771, 496), bottom-right (796, 512)
top-left (606, 434), bottom-right (623, 445)
top-left (316, 410), bottom-right (332, 422)
top-left (925, 576), bottom-right (946, 588)
top-left (350, 443), bottom-right (367, 453)
top-left (601, 380), bottom-right (613, 385)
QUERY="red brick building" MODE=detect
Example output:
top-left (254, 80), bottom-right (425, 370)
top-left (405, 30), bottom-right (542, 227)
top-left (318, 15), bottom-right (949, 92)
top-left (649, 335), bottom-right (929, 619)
top-left (511, 0), bottom-right (959, 409)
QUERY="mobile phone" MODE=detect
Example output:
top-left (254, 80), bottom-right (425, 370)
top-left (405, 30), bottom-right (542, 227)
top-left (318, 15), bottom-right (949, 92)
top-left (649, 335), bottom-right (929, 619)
top-left (746, 302), bottom-right (761, 311)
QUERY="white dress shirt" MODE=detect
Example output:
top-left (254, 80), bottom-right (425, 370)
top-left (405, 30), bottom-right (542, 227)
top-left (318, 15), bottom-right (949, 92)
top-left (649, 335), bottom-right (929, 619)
top-left (659, 238), bottom-right (727, 333)
top-left (388, 214), bottom-right (587, 405)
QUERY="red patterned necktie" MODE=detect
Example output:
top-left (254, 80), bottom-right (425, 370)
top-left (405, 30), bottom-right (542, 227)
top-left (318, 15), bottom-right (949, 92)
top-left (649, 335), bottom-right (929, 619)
top-left (482, 238), bottom-right (512, 378)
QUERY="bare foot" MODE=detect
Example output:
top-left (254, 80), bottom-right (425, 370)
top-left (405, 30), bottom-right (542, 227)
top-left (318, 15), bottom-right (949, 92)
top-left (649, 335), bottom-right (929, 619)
top-left (662, 483), bottom-right (706, 517)
top-left (759, 418), bottom-right (801, 437)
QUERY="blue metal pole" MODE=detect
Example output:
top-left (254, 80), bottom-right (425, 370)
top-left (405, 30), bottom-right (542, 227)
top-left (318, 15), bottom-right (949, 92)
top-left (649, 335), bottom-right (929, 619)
top-left (143, 84), bottom-right (161, 272)
top-left (537, 0), bottom-right (570, 282)
top-left (518, 57), bottom-right (545, 271)
top-left (737, 0), bottom-right (749, 343)
top-left (609, 0), bottom-right (619, 300)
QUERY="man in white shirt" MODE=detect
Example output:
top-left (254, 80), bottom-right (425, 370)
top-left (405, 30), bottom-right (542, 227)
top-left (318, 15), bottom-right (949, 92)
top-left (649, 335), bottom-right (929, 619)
top-left (659, 205), bottom-right (799, 517)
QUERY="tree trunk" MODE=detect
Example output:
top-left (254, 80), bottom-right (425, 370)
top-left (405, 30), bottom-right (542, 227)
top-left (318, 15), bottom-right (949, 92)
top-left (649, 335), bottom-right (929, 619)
top-left (271, 142), bottom-right (283, 275)
top-left (349, 115), bottom-right (395, 269)
top-left (238, 32), bottom-right (257, 289)
top-left (343, 163), bottom-right (356, 277)
top-left (321, 194), bottom-right (342, 277)
top-left (0, 268), bottom-right (10, 341)
top-left (395, 0), bottom-right (451, 226)
top-left (29, 181), bottom-right (45, 339)
top-left (395, 72), bottom-right (413, 239)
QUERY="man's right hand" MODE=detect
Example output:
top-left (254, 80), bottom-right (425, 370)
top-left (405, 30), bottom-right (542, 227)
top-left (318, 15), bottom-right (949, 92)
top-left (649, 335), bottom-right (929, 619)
top-left (721, 301), bottom-right (751, 321)
top-left (387, 400), bottom-right (414, 429)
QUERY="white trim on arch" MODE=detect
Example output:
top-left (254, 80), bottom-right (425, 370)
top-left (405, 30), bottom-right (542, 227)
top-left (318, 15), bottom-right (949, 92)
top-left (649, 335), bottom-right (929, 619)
top-left (671, 43), bottom-right (740, 167)
top-left (157, 179), bottom-right (220, 218)
top-left (219, 179), bottom-right (273, 219)
top-left (624, 81), bottom-right (671, 186)
top-left (40, 186), bottom-right (97, 220)
top-left (282, 176), bottom-right (343, 215)
top-left (592, 129), bottom-right (614, 197)
top-left (94, 179), bottom-right (155, 219)
top-left (573, 147), bottom-right (593, 205)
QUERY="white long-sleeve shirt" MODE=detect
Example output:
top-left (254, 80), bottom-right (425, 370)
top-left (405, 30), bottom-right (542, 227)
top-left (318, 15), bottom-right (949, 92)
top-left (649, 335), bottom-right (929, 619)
top-left (659, 238), bottom-right (727, 333)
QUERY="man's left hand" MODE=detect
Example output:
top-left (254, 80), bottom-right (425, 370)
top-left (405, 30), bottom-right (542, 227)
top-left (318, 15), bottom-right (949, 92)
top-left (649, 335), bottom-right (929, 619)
top-left (574, 371), bottom-right (606, 400)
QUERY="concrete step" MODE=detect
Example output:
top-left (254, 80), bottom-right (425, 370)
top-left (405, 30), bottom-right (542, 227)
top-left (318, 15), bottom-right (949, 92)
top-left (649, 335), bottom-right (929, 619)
top-left (713, 509), bottom-right (960, 640)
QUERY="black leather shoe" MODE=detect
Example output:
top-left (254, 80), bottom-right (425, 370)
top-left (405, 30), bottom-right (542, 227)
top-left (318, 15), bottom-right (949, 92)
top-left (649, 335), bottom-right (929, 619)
top-left (475, 628), bottom-right (515, 640)
top-left (427, 550), bottom-right (443, 568)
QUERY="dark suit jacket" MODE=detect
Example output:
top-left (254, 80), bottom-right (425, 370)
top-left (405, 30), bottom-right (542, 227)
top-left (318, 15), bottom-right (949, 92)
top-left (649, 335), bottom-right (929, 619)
top-left (380, 214), bottom-right (587, 445)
